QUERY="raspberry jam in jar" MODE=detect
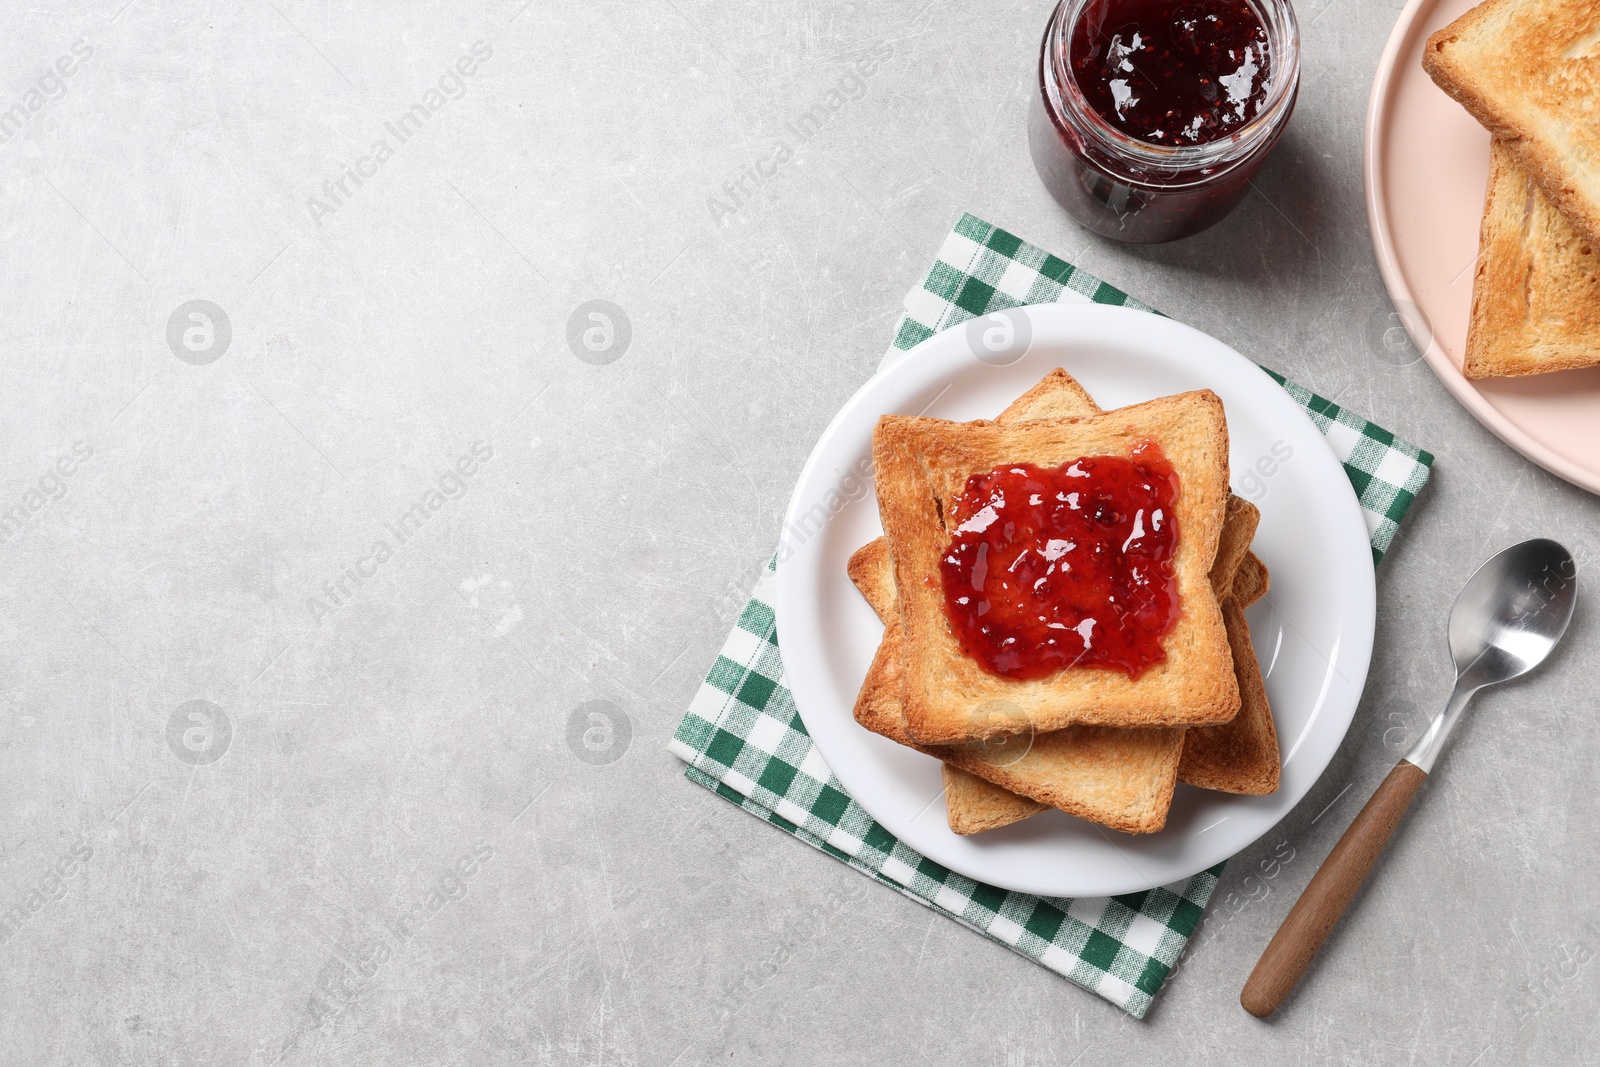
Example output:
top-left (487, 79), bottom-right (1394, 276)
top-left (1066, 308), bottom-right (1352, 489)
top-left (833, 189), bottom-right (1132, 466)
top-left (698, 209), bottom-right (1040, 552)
top-left (1028, 0), bottom-right (1299, 242)
top-left (938, 445), bottom-right (1182, 682)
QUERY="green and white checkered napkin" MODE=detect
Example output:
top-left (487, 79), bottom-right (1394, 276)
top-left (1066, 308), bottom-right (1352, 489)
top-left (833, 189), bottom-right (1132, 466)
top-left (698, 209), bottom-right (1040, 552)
top-left (670, 213), bottom-right (1435, 1017)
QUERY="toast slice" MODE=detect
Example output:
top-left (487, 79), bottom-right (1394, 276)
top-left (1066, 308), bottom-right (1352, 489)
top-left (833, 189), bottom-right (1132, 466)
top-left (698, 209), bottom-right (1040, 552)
top-left (1176, 598), bottom-right (1280, 794)
top-left (849, 537), bottom-right (1183, 834)
top-left (993, 365), bottom-right (1101, 421)
top-left (1423, 0), bottom-right (1600, 247)
top-left (1464, 139), bottom-right (1600, 378)
top-left (1169, 496), bottom-right (1279, 794)
top-left (942, 764), bottom-right (1047, 834)
top-left (1213, 496), bottom-right (1259, 599)
top-left (1232, 551), bottom-right (1270, 608)
top-left (874, 391), bottom-right (1239, 742)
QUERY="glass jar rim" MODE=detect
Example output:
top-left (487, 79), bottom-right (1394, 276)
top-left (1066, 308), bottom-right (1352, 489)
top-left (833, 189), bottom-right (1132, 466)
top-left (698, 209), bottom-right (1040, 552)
top-left (1044, 0), bottom-right (1301, 175)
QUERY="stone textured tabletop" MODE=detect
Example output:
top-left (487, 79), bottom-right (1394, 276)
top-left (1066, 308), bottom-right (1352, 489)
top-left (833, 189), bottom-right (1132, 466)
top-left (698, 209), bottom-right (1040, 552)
top-left (2, 1), bottom-right (1596, 1064)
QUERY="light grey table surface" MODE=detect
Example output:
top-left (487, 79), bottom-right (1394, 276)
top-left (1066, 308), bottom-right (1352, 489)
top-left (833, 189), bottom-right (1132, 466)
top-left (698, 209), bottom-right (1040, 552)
top-left (2, 1), bottom-right (1596, 1064)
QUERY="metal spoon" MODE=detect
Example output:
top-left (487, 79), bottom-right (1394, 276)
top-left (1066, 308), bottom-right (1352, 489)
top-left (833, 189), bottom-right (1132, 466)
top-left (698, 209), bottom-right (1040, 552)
top-left (1241, 538), bottom-right (1578, 1017)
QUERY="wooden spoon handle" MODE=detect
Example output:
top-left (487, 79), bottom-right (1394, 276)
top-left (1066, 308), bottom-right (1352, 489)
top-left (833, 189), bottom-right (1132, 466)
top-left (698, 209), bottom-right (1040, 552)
top-left (1240, 760), bottom-right (1428, 1018)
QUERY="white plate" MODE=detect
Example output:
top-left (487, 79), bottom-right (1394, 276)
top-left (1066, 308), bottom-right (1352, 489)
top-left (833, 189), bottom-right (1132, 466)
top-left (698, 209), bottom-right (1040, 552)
top-left (775, 304), bottom-right (1376, 898)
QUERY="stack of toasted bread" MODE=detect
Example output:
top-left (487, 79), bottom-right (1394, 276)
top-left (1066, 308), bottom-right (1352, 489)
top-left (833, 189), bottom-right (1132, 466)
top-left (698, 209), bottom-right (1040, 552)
top-left (1424, 0), bottom-right (1600, 378)
top-left (849, 369), bottom-right (1280, 836)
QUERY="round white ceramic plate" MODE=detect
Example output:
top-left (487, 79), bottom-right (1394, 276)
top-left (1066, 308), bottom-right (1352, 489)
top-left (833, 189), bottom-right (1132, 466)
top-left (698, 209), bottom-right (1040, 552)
top-left (775, 303), bottom-right (1376, 898)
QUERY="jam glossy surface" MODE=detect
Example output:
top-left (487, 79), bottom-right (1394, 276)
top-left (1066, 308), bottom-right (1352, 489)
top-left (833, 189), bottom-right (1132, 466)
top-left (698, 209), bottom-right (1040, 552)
top-left (1069, 0), bottom-right (1271, 147)
top-left (938, 445), bottom-right (1182, 680)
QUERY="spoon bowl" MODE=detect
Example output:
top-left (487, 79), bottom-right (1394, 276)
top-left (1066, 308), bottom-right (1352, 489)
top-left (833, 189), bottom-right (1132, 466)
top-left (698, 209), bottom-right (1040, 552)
top-left (1448, 537), bottom-right (1578, 687)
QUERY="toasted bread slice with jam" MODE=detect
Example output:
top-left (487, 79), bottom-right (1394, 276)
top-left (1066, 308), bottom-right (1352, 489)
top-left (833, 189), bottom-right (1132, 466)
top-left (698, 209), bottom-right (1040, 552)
top-left (873, 391), bottom-right (1239, 742)
top-left (847, 371), bottom-right (1279, 832)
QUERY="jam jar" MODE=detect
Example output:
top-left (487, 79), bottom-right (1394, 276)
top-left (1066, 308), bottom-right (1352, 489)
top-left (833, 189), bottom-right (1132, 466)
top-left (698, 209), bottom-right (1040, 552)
top-left (1028, 0), bottom-right (1300, 243)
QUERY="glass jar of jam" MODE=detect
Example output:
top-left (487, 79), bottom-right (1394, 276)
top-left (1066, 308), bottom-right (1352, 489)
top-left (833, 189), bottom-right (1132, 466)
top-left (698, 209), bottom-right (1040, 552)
top-left (1028, 0), bottom-right (1300, 243)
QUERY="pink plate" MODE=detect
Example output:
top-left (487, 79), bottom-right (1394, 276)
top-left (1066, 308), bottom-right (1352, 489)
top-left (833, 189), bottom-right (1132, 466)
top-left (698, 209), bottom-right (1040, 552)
top-left (1365, 0), bottom-right (1600, 495)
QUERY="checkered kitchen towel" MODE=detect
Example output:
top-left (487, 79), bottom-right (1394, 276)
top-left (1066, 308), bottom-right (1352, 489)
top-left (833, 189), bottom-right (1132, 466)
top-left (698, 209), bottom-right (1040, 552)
top-left (670, 213), bottom-right (1434, 1017)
